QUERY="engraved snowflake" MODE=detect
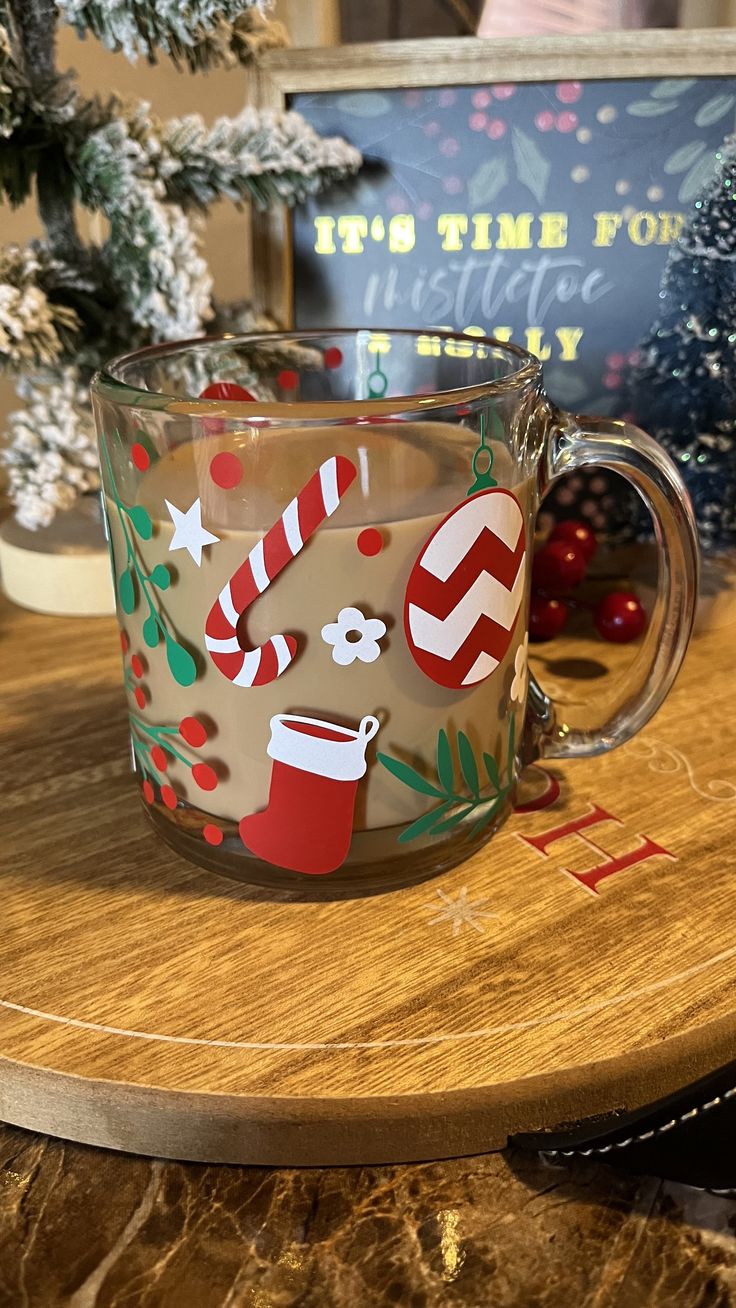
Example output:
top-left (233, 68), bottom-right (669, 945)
top-left (423, 887), bottom-right (499, 937)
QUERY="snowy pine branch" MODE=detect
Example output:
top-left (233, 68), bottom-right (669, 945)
top-left (76, 117), bottom-right (212, 339)
top-left (156, 108), bottom-right (362, 210)
top-left (56, 0), bottom-right (285, 69)
top-left (0, 243), bottom-right (80, 369)
top-left (0, 368), bottom-right (99, 529)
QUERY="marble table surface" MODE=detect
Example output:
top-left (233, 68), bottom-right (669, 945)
top-left (1, 1124), bottom-right (735, 1307)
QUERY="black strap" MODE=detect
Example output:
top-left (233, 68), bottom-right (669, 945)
top-left (513, 1060), bottom-right (736, 1192)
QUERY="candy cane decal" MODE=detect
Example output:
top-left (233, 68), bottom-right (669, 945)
top-left (204, 455), bottom-right (357, 687)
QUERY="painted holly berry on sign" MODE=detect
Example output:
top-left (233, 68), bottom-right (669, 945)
top-left (404, 488), bottom-right (526, 689)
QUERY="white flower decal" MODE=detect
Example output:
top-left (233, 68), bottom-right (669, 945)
top-left (321, 607), bottom-right (387, 666)
top-left (510, 634), bottom-right (528, 703)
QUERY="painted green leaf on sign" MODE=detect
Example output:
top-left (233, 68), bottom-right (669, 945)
top-left (627, 100), bottom-right (677, 117)
top-left (511, 127), bottom-right (549, 205)
top-left (336, 92), bottom-right (391, 118)
top-left (664, 140), bottom-right (706, 175)
top-left (119, 568), bottom-right (135, 614)
top-left (468, 156), bottom-right (508, 209)
top-left (651, 78), bottom-right (696, 99)
top-left (694, 94), bottom-right (735, 127)
top-left (679, 151), bottom-right (718, 203)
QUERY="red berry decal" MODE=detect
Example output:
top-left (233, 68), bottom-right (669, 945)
top-left (532, 540), bottom-right (587, 592)
top-left (120, 629), bottom-right (129, 654)
top-left (134, 687), bottom-right (146, 709)
top-left (594, 592), bottom-right (647, 644)
top-left (150, 745), bottom-right (168, 772)
top-left (203, 823), bottom-right (224, 846)
top-left (160, 784), bottom-right (178, 810)
top-left (131, 654), bottom-right (144, 679)
top-left (529, 595), bottom-right (569, 642)
top-left (357, 527), bottom-right (384, 557)
top-left (324, 347), bottom-right (343, 369)
top-left (278, 369), bottom-right (299, 391)
top-left (209, 451), bottom-right (243, 489)
top-left (142, 780), bottom-right (154, 805)
top-left (199, 381), bottom-right (256, 402)
top-left (192, 763), bottom-right (218, 791)
top-left (179, 716), bottom-right (207, 747)
top-left (549, 519), bottom-right (598, 563)
top-left (131, 442), bottom-right (150, 471)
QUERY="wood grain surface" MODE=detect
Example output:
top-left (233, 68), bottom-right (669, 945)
top-left (1, 569), bottom-right (735, 1165)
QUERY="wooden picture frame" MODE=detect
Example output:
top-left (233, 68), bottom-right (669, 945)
top-left (252, 29), bottom-right (736, 329)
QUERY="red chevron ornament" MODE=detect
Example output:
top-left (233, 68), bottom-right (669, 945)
top-left (404, 488), bottom-right (527, 689)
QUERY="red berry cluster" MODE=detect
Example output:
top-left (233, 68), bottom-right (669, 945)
top-left (530, 521), bottom-right (647, 644)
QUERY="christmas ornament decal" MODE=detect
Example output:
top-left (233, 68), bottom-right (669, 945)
top-left (165, 497), bottom-right (220, 566)
top-left (321, 607), bottom-right (387, 665)
top-left (239, 713), bottom-right (380, 875)
top-left (404, 488), bottom-right (526, 689)
top-left (205, 455), bottom-right (357, 688)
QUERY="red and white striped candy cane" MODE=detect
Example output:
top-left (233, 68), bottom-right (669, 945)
top-left (204, 455), bottom-right (357, 687)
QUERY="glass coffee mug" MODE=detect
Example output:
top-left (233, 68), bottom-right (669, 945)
top-left (92, 329), bottom-right (698, 897)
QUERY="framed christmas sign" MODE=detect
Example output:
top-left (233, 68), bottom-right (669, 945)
top-left (252, 29), bottom-right (736, 425)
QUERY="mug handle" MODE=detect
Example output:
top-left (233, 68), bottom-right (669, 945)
top-left (524, 410), bottom-right (699, 762)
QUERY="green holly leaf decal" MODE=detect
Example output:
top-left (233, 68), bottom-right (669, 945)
top-left (470, 797), bottom-right (503, 839)
top-left (149, 564), bottom-right (171, 590)
top-left (457, 732), bottom-right (479, 799)
top-left (119, 568), bottom-right (135, 614)
top-left (398, 800), bottom-right (455, 844)
top-left (128, 506), bottom-right (153, 540)
top-left (483, 751), bottom-right (501, 791)
top-left (436, 729), bottom-right (454, 794)
top-left (430, 806), bottom-right (474, 835)
top-left (142, 614), bottom-right (159, 648)
top-left (376, 753), bottom-right (444, 798)
top-left (165, 637), bottom-right (197, 687)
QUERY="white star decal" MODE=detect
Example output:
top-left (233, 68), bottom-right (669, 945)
top-left (423, 887), bottom-right (499, 938)
top-left (165, 498), bottom-right (220, 567)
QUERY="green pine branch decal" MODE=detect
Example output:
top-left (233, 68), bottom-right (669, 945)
top-left (378, 715), bottom-right (517, 844)
top-left (102, 435), bottom-right (197, 687)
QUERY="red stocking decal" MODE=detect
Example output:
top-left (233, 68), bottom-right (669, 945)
top-left (239, 713), bottom-right (380, 875)
top-left (205, 455), bottom-right (357, 687)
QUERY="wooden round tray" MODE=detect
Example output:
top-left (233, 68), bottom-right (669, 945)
top-left (2, 571), bottom-right (735, 1165)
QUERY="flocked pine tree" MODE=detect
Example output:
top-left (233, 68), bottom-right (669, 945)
top-left (628, 134), bottom-right (736, 554)
top-left (0, 0), bottom-right (361, 528)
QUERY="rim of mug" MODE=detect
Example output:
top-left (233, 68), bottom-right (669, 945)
top-left (91, 327), bottom-right (542, 420)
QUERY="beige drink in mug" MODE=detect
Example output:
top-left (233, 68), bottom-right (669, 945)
top-left (92, 329), bottom-right (697, 898)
